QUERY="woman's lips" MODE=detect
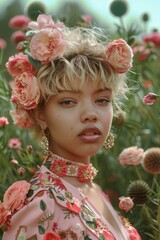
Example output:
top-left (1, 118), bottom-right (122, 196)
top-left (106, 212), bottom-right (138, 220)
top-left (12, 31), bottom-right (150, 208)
top-left (78, 127), bottom-right (101, 143)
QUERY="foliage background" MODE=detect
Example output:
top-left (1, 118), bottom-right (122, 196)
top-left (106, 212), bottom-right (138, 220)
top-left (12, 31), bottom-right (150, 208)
top-left (0, 1), bottom-right (160, 239)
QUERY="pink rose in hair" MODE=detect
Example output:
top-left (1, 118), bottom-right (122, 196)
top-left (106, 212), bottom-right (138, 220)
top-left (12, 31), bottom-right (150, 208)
top-left (10, 106), bottom-right (35, 129)
top-left (30, 28), bottom-right (65, 62)
top-left (119, 197), bottom-right (134, 212)
top-left (106, 39), bottom-right (133, 73)
top-left (28, 14), bottom-right (58, 30)
top-left (0, 201), bottom-right (10, 227)
top-left (119, 146), bottom-right (144, 165)
top-left (9, 15), bottom-right (30, 30)
top-left (3, 180), bottom-right (31, 212)
top-left (11, 72), bottom-right (40, 110)
top-left (6, 52), bottom-right (36, 77)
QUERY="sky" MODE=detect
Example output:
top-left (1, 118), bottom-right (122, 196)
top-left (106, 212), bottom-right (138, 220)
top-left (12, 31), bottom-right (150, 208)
top-left (0, 0), bottom-right (159, 32)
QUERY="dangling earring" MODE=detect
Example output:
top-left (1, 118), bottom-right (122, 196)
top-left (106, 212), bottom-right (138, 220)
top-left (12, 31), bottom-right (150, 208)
top-left (41, 129), bottom-right (49, 155)
top-left (103, 133), bottom-right (115, 149)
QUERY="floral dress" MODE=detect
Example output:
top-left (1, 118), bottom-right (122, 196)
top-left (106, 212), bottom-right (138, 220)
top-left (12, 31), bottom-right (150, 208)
top-left (2, 163), bottom-right (141, 240)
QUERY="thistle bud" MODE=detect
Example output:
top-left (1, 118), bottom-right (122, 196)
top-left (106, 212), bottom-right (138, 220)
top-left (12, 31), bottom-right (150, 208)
top-left (109, 0), bottom-right (128, 17)
top-left (26, 1), bottom-right (46, 20)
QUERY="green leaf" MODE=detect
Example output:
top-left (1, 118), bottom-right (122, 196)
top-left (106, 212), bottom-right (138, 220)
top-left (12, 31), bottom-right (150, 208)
top-left (27, 189), bottom-right (34, 198)
top-left (57, 195), bottom-right (65, 201)
top-left (27, 53), bottom-right (41, 69)
top-left (99, 233), bottom-right (105, 240)
top-left (25, 30), bottom-right (36, 38)
top-left (40, 199), bottom-right (47, 211)
top-left (38, 225), bottom-right (45, 234)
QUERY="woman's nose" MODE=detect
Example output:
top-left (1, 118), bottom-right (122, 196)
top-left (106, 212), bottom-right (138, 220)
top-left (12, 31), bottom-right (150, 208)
top-left (81, 111), bottom-right (99, 123)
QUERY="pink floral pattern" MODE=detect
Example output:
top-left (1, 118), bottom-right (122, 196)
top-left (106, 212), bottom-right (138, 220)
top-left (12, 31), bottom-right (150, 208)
top-left (0, 202), bottom-right (10, 228)
top-left (105, 38), bottom-right (133, 74)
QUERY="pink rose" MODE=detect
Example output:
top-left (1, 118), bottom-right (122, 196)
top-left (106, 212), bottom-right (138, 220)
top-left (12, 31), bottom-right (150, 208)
top-left (9, 15), bottom-right (30, 30)
top-left (143, 92), bottom-right (159, 105)
top-left (11, 72), bottom-right (40, 110)
top-left (10, 106), bottom-right (35, 129)
top-left (0, 117), bottom-right (9, 127)
top-left (0, 38), bottom-right (7, 49)
top-left (11, 31), bottom-right (26, 44)
top-left (6, 52), bottom-right (36, 77)
top-left (119, 197), bottom-right (134, 212)
top-left (28, 14), bottom-right (57, 30)
top-left (129, 226), bottom-right (142, 240)
top-left (0, 201), bottom-right (10, 227)
top-left (119, 146), bottom-right (144, 165)
top-left (8, 137), bottom-right (22, 149)
top-left (3, 180), bottom-right (31, 212)
top-left (106, 39), bottom-right (133, 73)
top-left (43, 232), bottom-right (62, 240)
top-left (10, 159), bottom-right (19, 165)
top-left (30, 28), bottom-right (65, 62)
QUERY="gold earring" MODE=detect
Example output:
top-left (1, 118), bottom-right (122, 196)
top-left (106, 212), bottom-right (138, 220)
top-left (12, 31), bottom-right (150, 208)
top-left (41, 129), bottom-right (49, 155)
top-left (103, 133), bottom-right (114, 149)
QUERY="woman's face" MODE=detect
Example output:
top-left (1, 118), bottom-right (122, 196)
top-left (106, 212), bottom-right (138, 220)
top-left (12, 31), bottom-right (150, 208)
top-left (38, 78), bottom-right (113, 163)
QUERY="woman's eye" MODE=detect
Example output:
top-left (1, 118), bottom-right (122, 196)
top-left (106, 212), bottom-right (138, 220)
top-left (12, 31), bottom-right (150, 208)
top-left (59, 99), bottom-right (76, 106)
top-left (96, 98), bottom-right (111, 105)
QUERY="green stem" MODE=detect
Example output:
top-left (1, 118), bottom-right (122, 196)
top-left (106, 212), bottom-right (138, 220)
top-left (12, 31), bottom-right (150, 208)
top-left (134, 165), bottom-right (142, 180)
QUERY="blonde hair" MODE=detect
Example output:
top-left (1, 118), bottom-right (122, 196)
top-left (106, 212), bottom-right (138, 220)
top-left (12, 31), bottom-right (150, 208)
top-left (36, 27), bottom-right (128, 114)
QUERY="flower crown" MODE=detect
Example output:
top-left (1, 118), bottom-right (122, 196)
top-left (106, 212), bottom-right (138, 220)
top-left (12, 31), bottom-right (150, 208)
top-left (6, 14), bottom-right (133, 129)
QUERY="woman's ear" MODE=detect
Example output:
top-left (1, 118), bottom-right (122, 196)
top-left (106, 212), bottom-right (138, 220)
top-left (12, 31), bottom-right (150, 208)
top-left (35, 108), bottom-right (48, 130)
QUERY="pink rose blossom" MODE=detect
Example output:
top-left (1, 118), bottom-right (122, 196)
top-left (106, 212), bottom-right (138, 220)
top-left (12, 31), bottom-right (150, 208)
top-left (119, 197), bottom-right (134, 212)
top-left (10, 106), bottom-right (35, 129)
top-left (143, 92), bottom-right (159, 105)
top-left (30, 28), bottom-right (65, 62)
top-left (11, 31), bottom-right (26, 44)
top-left (6, 52), bottom-right (36, 77)
top-left (106, 39), bottom-right (133, 73)
top-left (0, 38), bottom-right (7, 49)
top-left (129, 226), bottom-right (142, 240)
top-left (119, 146), bottom-right (144, 165)
top-left (9, 15), bottom-right (30, 30)
top-left (17, 167), bottom-right (25, 175)
top-left (28, 14), bottom-right (58, 30)
top-left (3, 180), bottom-right (31, 212)
top-left (0, 117), bottom-right (9, 127)
top-left (8, 138), bottom-right (21, 149)
top-left (0, 201), bottom-right (10, 227)
top-left (11, 72), bottom-right (40, 109)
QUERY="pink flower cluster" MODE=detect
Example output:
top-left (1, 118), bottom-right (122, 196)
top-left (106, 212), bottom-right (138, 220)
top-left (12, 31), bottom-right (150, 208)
top-left (119, 196), bottom-right (134, 212)
top-left (0, 180), bottom-right (31, 228)
top-left (6, 52), bottom-right (39, 128)
top-left (6, 14), bottom-right (66, 128)
top-left (119, 146), bottom-right (144, 166)
top-left (105, 39), bottom-right (133, 74)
